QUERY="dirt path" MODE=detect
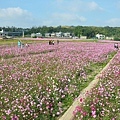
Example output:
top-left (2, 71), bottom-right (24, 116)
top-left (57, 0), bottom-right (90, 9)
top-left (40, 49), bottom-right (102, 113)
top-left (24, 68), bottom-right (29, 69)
top-left (59, 50), bottom-right (119, 120)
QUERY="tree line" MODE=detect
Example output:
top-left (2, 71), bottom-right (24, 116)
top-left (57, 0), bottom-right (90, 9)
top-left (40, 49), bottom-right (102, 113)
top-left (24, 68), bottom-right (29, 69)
top-left (1, 26), bottom-right (120, 39)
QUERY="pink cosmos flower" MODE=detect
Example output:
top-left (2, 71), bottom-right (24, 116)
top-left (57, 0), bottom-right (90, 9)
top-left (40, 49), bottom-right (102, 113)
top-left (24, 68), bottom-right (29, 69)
top-left (80, 98), bottom-right (83, 103)
top-left (0, 85), bottom-right (2, 89)
top-left (2, 116), bottom-right (6, 120)
top-left (11, 115), bottom-right (19, 120)
top-left (91, 110), bottom-right (96, 118)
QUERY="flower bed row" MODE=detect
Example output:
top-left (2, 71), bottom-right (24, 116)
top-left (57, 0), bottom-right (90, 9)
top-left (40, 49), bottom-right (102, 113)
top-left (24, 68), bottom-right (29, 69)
top-left (73, 51), bottom-right (120, 120)
top-left (0, 42), bottom-right (117, 120)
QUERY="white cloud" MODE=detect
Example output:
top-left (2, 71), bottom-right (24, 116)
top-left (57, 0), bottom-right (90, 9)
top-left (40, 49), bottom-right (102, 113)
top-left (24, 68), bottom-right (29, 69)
top-left (87, 1), bottom-right (103, 11)
top-left (76, 15), bottom-right (86, 22)
top-left (41, 13), bottom-right (86, 26)
top-left (53, 13), bottom-right (86, 22)
top-left (55, 0), bottom-right (103, 13)
top-left (45, 13), bottom-right (86, 26)
top-left (0, 1), bottom-right (104, 27)
top-left (0, 7), bottom-right (34, 27)
top-left (48, 0), bottom-right (104, 26)
top-left (46, 0), bottom-right (103, 26)
top-left (0, 7), bottom-right (30, 18)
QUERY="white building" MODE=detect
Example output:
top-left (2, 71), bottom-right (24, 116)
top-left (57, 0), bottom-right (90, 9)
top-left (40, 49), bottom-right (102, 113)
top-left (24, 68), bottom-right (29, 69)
top-left (63, 32), bottom-right (72, 38)
top-left (0, 29), bottom-right (8, 38)
top-left (56, 32), bottom-right (63, 37)
top-left (36, 33), bottom-right (42, 38)
top-left (0, 29), bottom-right (22, 39)
top-left (51, 33), bottom-right (56, 37)
top-left (96, 33), bottom-right (105, 39)
top-left (31, 33), bottom-right (42, 38)
top-left (31, 33), bottom-right (36, 38)
top-left (45, 33), bottom-right (51, 37)
top-left (106, 36), bottom-right (114, 40)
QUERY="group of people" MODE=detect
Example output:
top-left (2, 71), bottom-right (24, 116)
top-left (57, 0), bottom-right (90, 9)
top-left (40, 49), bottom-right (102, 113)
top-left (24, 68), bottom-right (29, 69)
top-left (49, 40), bottom-right (59, 45)
top-left (18, 40), bottom-right (29, 48)
top-left (18, 40), bottom-right (119, 51)
top-left (18, 39), bottom-right (60, 48)
top-left (49, 40), bottom-right (55, 45)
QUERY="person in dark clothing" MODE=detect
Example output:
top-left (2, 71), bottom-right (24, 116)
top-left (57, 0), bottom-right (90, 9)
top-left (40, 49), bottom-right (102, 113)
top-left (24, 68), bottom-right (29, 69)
top-left (57, 40), bottom-right (59, 44)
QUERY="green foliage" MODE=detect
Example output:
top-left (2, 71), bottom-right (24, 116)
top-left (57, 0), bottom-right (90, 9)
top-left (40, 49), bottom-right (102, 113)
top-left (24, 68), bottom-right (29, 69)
top-left (114, 37), bottom-right (120, 41)
top-left (1, 25), bottom-right (120, 39)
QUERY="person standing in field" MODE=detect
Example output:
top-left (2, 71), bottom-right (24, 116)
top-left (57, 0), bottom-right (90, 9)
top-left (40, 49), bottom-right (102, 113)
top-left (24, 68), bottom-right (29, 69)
top-left (52, 40), bottom-right (54, 45)
top-left (25, 43), bottom-right (29, 47)
top-left (18, 40), bottom-right (21, 48)
top-left (57, 40), bottom-right (59, 44)
top-left (114, 43), bottom-right (119, 50)
top-left (49, 40), bottom-right (51, 45)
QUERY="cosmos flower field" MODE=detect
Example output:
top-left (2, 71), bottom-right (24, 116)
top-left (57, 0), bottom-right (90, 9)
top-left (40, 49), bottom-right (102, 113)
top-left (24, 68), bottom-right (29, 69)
top-left (0, 41), bottom-right (119, 120)
top-left (74, 49), bottom-right (120, 120)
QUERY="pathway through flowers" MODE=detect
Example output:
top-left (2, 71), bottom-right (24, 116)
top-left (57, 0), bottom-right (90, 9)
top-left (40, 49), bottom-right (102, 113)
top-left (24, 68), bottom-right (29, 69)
top-left (60, 50), bottom-right (119, 120)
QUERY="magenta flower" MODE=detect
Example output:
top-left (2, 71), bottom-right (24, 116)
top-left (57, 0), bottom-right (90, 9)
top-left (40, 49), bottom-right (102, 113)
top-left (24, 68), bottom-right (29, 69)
top-left (0, 85), bottom-right (2, 89)
top-left (79, 98), bottom-right (83, 103)
top-left (11, 115), bottom-right (19, 120)
top-left (91, 110), bottom-right (96, 118)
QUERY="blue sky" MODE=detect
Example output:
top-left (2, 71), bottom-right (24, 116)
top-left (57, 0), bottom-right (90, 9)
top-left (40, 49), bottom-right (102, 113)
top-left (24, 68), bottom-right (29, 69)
top-left (0, 0), bottom-right (120, 28)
